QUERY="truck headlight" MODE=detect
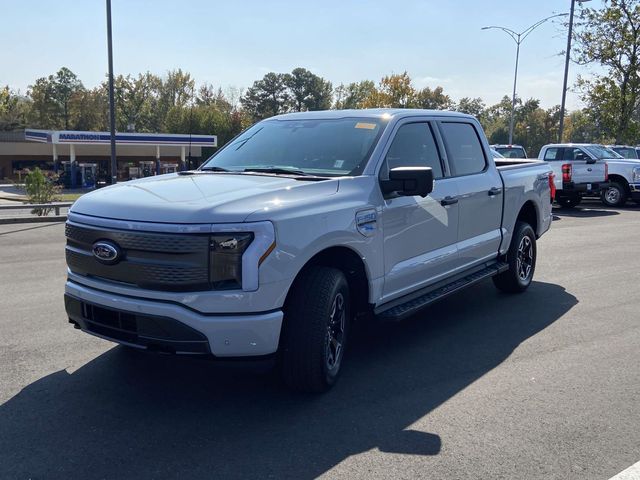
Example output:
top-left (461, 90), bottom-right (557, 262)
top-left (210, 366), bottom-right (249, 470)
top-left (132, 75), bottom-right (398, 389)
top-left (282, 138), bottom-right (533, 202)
top-left (208, 222), bottom-right (276, 292)
top-left (209, 233), bottom-right (254, 290)
top-left (633, 167), bottom-right (640, 182)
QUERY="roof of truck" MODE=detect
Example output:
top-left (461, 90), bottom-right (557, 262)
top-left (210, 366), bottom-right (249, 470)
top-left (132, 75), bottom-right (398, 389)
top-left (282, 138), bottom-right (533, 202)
top-left (268, 108), bottom-right (475, 121)
top-left (542, 143), bottom-right (605, 148)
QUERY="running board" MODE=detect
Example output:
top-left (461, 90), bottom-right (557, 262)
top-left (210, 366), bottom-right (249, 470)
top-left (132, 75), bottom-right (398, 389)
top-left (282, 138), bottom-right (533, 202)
top-left (375, 262), bottom-right (509, 322)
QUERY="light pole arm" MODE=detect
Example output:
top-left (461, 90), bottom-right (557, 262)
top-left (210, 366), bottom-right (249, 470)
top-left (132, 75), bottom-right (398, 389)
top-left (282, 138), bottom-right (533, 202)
top-left (482, 12), bottom-right (569, 146)
top-left (482, 25), bottom-right (519, 44)
top-left (520, 13), bottom-right (569, 42)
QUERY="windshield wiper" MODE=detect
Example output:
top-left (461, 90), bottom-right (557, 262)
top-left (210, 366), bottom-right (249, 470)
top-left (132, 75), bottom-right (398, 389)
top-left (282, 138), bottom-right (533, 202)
top-left (243, 167), bottom-right (310, 176)
top-left (199, 166), bottom-right (230, 172)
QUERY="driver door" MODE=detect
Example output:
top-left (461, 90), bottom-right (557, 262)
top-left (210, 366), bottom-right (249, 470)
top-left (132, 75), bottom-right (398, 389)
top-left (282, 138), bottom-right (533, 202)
top-left (380, 120), bottom-right (460, 303)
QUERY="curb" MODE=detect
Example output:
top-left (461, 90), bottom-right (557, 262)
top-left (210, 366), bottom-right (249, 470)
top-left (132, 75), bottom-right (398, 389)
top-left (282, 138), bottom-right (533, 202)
top-left (0, 215), bottom-right (67, 225)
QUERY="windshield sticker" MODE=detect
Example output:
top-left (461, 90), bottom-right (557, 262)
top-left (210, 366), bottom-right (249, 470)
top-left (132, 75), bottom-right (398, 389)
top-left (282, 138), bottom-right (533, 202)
top-left (334, 160), bottom-right (345, 168)
top-left (355, 122), bottom-right (377, 130)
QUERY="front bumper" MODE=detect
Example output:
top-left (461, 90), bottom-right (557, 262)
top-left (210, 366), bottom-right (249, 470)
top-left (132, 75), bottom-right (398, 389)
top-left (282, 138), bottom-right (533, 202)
top-left (65, 280), bottom-right (283, 357)
top-left (630, 183), bottom-right (640, 200)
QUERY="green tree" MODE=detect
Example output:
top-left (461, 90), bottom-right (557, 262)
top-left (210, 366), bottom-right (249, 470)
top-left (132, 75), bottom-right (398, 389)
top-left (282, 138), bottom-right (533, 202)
top-left (334, 80), bottom-right (377, 109)
top-left (0, 86), bottom-right (31, 131)
top-left (564, 109), bottom-right (602, 143)
top-left (70, 87), bottom-right (107, 131)
top-left (373, 72), bottom-right (416, 108)
top-left (574, 0), bottom-right (640, 142)
top-left (285, 68), bottom-right (333, 111)
top-left (110, 72), bottom-right (162, 132)
top-left (241, 72), bottom-right (290, 120)
top-left (456, 97), bottom-right (486, 118)
top-left (23, 168), bottom-right (61, 215)
top-left (28, 67), bottom-right (85, 129)
top-left (414, 85), bottom-right (454, 110)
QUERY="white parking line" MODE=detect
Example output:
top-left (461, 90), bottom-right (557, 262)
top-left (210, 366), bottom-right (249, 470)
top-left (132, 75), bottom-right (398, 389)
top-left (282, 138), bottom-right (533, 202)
top-left (609, 461), bottom-right (640, 480)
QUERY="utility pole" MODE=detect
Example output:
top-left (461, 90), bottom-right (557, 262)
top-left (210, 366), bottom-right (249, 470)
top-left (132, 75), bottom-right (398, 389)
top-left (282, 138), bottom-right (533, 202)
top-left (106, 0), bottom-right (117, 184)
top-left (558, 0), bottom-right (589, 142)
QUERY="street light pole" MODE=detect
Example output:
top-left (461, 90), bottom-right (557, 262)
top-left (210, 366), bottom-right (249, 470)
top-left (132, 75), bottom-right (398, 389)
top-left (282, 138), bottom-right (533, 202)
top-left (509, 41), bottom-right (521, 146)
top-left (106, 0), bottom-right (117, 185)
top-left (483, 13), bottom-right (568, 145)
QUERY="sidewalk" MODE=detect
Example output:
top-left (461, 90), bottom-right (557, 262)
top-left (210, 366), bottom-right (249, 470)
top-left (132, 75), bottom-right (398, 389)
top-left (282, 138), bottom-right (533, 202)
top-left (0, 184), bottom-right (26, 204)
top-left (0, 184), bottom-right (89, 204)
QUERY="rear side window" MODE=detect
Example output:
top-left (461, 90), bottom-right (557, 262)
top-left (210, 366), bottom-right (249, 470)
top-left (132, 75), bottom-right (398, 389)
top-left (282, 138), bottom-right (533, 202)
top-left (564, 148), bottom-right (589, 161)
top-left (495, 147), bottom-right (526, 158)
top-left (440, 122), bottom-right (486, 176)
top-left (544, 148), bottom-right (561, 160)
top-left (384, 122), bottom-right (444, 178)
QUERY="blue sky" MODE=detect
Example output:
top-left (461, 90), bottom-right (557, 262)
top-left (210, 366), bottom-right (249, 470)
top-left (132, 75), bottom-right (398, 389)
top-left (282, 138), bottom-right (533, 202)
top-left (1, 0), bottom-right (605, 110)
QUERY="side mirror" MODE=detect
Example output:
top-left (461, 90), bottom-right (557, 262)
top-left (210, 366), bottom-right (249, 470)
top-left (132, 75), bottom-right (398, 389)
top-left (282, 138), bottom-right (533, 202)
top-left (381, 167), bottom-right (434, 198)
top-left (585, 158), bottom-right (597, 164)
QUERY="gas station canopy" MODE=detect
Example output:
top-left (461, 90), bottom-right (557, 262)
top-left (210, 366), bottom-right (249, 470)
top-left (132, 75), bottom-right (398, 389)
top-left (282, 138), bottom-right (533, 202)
top-left (23, 129), bottom-right (218, 188)
top-left (25, 129), bottom-right (217, 148)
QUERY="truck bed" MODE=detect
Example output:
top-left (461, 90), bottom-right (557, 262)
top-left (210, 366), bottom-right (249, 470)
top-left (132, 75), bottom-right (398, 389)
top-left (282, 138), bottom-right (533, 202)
top-left (495, 158), bottom-right (545, 169)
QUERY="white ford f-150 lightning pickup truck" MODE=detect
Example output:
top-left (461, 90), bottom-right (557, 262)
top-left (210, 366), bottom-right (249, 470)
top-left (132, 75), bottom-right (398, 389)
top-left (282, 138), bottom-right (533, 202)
top-left (64, 109), bottom-right (553, 392)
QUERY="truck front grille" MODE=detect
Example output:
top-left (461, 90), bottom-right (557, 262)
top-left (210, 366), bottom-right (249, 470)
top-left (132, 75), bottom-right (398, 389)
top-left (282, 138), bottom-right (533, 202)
top-left (65, 222), bottom-right (210, 292)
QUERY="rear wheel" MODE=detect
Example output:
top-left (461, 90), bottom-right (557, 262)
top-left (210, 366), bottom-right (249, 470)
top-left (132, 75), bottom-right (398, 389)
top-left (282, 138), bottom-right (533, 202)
top-left (281, 266), bottom-right (350, 392)
top-left (557, 195), bottom-right (581, 209)
top-left (601, 182), bottom-right (628, 207)
top-left (493, 221), bottom-right (537, 293)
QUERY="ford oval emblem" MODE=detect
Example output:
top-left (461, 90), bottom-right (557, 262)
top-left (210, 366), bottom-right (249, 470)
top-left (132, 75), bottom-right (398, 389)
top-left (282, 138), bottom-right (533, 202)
top-left (92, 241), bottom-right (121, 264)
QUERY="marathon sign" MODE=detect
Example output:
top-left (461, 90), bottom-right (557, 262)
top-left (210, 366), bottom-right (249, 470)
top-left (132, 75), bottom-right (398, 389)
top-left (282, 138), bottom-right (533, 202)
top-left (24, 129), bottom-right (217, 147)
top-left (58, 132), bottom-right (105, 143)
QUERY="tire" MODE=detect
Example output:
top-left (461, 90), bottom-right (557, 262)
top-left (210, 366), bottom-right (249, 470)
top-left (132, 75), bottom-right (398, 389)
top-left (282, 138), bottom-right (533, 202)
top-left (601, 182), bottom-right (628, 207)
top-left (557, 196), bottom-right (581, 208)
top-left (281, 266), bottom-right (350, 392)
top-left (493, 221), bottom-right (537, 294)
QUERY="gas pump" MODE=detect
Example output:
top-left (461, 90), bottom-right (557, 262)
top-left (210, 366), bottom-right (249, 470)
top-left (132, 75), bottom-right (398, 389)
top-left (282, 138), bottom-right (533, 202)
top-left (127, 166), bottom-right (141, 180)
top-left (59, 161), bottom-right (72, 188)
top-left (161, 163), bottom-right (178, 174)
top-left (78, 163), bottom-right (97, 188)
top-left (140, 161), bottom-right (155, 177)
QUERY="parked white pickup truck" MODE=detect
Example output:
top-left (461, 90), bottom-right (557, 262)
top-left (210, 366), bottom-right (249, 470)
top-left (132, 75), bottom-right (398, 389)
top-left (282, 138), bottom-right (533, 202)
top-left (64, 109), bottom-right (553, 392)
top-left (601, 145), bottom-right (640, 207)
top-left (538, 144), bottom-right (610, 208)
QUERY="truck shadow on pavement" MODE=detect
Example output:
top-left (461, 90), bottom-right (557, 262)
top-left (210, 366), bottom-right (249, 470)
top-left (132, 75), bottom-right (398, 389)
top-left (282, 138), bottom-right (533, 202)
top-left (553, 207), bottom-right (620, 219)
top-left (0, 281), bottom-right (577, 479)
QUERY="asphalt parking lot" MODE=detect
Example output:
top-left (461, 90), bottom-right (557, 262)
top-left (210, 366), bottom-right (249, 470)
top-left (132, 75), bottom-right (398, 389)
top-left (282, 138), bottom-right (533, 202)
top-left (1, 201), bottom-right (639, 480)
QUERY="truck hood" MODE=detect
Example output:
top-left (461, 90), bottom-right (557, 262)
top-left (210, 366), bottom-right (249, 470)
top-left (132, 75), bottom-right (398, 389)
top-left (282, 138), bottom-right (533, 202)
top-left (70, 172), bottom-right (339, 224)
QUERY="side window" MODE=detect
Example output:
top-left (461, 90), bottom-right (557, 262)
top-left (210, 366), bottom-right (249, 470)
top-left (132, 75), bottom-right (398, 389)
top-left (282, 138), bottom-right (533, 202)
top-left (573, 148), bottom-right (589, 160)
top-left (544, 147), bottom-right (561, 161)
top-left (440, 122), bottom-right (486, 176)
top-left (384, 123), bottom-right (443, 178)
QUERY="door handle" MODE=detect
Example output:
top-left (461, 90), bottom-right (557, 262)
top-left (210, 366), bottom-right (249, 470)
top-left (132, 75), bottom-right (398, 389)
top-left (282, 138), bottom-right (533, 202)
top-left (441, 196), bottom-right (459, 206)
top-left (488, 187), bottom-right (503, 196)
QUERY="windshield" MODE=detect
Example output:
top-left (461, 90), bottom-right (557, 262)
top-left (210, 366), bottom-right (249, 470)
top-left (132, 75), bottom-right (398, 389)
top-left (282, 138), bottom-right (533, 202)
top-left (584, 145), bottom-right (623, 159)
top-left (201, 118), bottom-right (385, 177)
top-left (612, 147), bottom-right (638, 159)
top-left (494, 147), bottom-right (526, 158)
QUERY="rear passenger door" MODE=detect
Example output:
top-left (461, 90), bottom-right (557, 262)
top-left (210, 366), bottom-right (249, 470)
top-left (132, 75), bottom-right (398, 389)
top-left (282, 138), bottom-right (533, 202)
top-left (438, 121), bottom-right (503, 269)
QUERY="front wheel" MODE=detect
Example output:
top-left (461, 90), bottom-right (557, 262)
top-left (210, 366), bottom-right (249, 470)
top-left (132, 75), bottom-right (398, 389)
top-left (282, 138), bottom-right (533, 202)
top-left (281, 266), bottom-right (350, 392)
top-left (493, 221), bottom-right (537, 293)
top-left (601, 182), bottom-right (628, 207)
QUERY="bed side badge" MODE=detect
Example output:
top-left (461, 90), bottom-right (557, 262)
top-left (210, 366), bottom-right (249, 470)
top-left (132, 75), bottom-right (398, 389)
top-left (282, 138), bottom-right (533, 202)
top-left (356, 209), bottom-right (378, 237)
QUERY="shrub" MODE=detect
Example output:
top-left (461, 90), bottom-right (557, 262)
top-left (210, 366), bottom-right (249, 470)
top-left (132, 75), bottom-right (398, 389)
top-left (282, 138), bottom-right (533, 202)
top-left (23, 168), bottom-right (62, 216)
